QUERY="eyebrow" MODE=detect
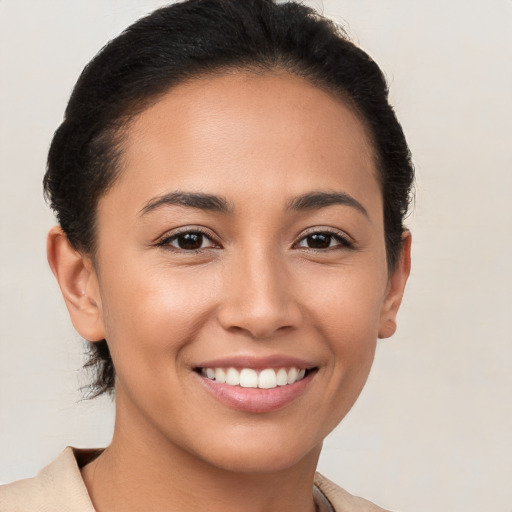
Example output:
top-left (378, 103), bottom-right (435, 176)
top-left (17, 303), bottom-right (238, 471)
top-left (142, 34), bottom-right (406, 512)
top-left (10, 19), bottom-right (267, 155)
top-left (139, 190), bottom-right (368, 218)
top-left (287, 191), bottom-right (368, 217)
top-left (140, 192), bottom-right (234, 216)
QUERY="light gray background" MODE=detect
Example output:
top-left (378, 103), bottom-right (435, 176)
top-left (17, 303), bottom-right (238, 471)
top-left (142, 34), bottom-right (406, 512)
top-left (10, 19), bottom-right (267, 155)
top-left (1, 1), bottom-right (511, 511)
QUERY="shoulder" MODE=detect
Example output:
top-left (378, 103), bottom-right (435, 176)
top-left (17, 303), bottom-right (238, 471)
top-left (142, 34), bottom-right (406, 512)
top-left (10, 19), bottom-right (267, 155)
top-left (314, 472), bottom-right (393, 512)
top-left (0, 447), bottom-right (97, 512)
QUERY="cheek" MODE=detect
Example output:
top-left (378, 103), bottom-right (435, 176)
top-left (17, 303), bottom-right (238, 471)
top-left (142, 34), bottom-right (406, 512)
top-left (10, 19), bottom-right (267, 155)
top-left (301, 263), bottom-right (385, 385)
top-left (302, 260), bottom-right (387, 335)
top-left (97, 262), bottom-right (217, 374)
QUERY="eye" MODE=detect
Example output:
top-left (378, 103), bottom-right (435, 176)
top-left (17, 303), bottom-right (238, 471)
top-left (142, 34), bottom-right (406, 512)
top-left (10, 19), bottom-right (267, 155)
top-left (157, 230), bottom-right (219, 251)
top-left (295, 231), bottom-right (353, 250)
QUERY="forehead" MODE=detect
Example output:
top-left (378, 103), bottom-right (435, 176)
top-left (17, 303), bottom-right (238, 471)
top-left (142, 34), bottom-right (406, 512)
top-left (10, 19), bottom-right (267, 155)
top-left (106, 70), bottom-right (381, 216)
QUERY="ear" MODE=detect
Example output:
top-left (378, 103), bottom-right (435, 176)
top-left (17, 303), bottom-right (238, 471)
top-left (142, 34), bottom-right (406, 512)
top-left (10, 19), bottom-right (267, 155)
top-left (378, 230), bottom-right (412, 339)
top-left (47, 226), bottom-right (105, 342)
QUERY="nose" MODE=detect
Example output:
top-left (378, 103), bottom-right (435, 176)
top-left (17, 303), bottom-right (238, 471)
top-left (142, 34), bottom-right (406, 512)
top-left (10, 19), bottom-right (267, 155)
top-left (216, 246), bottom-right (303, 339)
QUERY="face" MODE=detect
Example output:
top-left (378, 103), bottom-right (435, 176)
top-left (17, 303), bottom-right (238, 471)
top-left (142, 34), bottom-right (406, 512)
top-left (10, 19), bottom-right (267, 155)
top-left (63, 71), bottom-right (409, 473)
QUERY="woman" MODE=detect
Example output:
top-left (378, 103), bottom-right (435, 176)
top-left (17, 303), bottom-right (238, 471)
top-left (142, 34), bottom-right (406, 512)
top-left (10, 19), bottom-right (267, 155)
top-left (0, 0), bottom-right (413, 510)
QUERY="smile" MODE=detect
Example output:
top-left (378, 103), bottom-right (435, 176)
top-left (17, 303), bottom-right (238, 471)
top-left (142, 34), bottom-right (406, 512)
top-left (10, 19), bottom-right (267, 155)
top-left (200, 367), bottom-right (308, 389)
top-left (195, 362), bottom-right (317, 413)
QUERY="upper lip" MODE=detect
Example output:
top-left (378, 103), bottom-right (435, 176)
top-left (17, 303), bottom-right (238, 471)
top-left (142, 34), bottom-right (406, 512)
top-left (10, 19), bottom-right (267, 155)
top-left (194, 354), bottom-right (317, 370)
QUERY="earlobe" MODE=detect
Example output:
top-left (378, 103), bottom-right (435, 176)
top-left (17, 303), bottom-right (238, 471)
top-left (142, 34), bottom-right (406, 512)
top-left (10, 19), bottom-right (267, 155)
top-left (378, 231), bottom-right (412, 339)
top-left (47, 226), bottom-right (105, 342)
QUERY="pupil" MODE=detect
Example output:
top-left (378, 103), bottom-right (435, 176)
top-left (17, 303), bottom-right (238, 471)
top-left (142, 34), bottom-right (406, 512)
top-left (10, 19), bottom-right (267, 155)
top-left (178, 233), bottom-right (202, 250)
top-left (308, 233), bottom-right (330, 249)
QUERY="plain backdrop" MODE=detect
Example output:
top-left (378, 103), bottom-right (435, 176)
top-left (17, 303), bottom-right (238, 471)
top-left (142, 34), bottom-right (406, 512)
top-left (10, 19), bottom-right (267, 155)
top-left (1, 1), bottom-right (511, 511)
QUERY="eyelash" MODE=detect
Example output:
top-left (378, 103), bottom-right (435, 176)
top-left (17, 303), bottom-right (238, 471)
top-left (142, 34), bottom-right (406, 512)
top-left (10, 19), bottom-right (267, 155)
top-left (155, 228), bottom-right (219, 253)
top-left (155, 228), bottom-right (355, 253)
top-left (294, 230), bottom-right (354, 251)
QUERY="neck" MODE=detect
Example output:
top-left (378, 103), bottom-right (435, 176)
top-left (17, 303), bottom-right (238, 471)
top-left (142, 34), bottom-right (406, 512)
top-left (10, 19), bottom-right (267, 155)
top-left (81, 392), bottom-right (322, 512)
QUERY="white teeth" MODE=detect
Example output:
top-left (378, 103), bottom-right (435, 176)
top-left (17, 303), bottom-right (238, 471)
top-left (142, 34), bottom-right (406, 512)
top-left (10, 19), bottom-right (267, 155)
top-left (214, 368), bottom-right (226, 383)
top-left (201, 366), bottom-right (309, 389)
top-left (276, 368), bottom-right (288, 386)
top-left (225, 367), bottom-right (240, 386)
top-left (240, 368), bottom-right (258, 388)
top-left (287, 367), bottom-right (298, 385)
top-left (258, 368), bottom-right (277, 389)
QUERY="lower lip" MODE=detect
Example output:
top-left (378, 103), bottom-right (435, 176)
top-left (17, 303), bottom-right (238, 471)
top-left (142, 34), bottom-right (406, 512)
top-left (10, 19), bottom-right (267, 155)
top-left (197, 372), bottom-right (314, 413)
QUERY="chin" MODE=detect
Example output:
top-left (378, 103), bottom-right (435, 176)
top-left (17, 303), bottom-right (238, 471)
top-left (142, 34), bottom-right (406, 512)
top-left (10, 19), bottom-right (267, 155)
top-left (187, 430), bottom-right (322, 474)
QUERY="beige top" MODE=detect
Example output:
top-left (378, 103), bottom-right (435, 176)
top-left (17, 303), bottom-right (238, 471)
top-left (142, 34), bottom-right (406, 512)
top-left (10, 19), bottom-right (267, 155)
top-left (0, 448), bottom-right (390, 512)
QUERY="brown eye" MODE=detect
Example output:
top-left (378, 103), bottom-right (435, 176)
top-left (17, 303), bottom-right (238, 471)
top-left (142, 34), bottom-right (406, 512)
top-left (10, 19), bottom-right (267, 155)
top-left (304, 233), bottom-right (332, 249)
top-left (295, 231), bottom-right (353, 250)
top-left (174, 232), bottom-right (205, 250)
top-left (158, 230), bottom-right (218, 251)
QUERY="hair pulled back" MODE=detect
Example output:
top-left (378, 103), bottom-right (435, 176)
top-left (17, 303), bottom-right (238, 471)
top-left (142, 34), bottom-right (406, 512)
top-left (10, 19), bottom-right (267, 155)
top-left (44, 0), bottom-right (414, 397)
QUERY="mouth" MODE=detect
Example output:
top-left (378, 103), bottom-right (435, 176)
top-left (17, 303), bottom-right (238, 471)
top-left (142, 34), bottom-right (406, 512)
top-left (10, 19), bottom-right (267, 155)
top-left (196, 366), bottom-right (315, 389)
top-left (193, 363), bottom-right (318, 413)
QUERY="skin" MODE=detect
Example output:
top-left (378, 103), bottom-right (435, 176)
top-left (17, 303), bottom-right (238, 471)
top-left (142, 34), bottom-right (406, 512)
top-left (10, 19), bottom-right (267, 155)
top-left (48, 70), bottom-right (411, 512)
